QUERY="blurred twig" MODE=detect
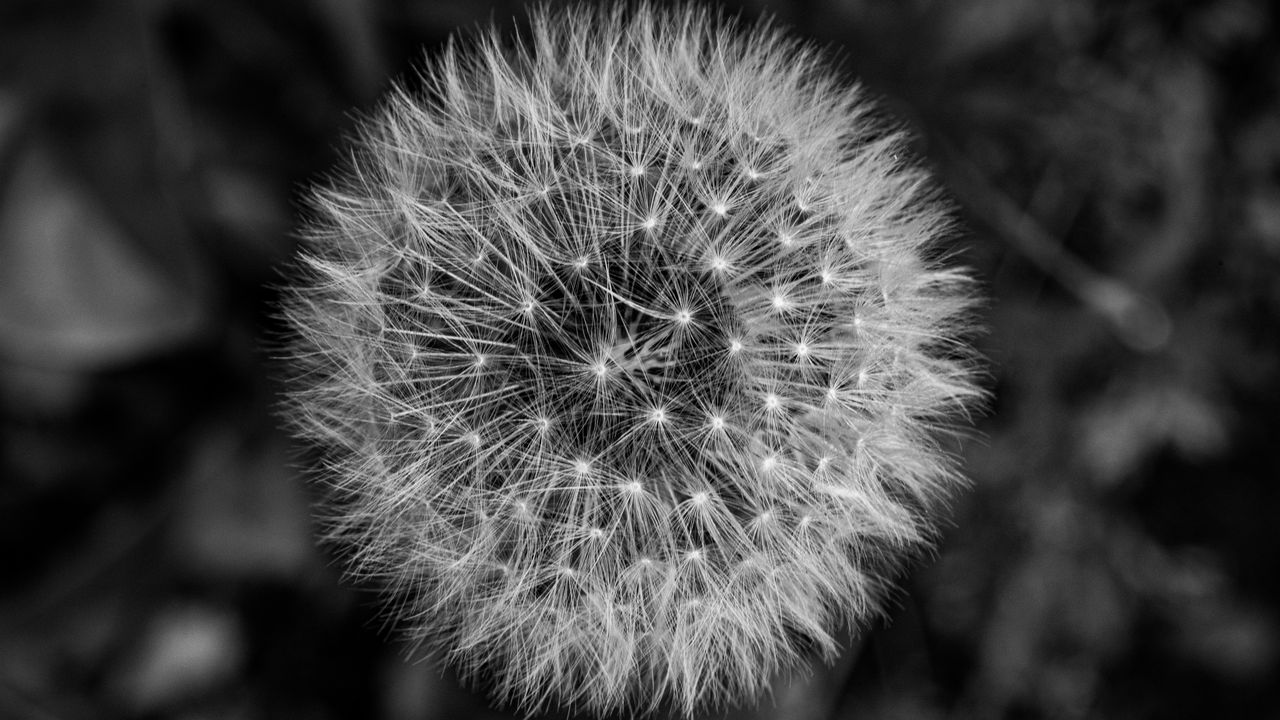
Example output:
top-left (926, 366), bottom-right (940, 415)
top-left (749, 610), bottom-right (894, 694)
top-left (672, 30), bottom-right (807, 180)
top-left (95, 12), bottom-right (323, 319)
top-left (0, 500), bottom-right (169, 638)
top-left (941, 142), bottom-right (1172, 352)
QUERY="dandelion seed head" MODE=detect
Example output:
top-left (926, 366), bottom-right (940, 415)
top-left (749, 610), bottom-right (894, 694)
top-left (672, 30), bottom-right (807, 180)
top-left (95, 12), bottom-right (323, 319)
top-left (280, 4), bottom-right (983, 718)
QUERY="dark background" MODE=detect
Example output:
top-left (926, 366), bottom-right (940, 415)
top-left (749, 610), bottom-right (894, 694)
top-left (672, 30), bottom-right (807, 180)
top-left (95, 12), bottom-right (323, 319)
top-left (2, 0), bottom-right (1277, 718)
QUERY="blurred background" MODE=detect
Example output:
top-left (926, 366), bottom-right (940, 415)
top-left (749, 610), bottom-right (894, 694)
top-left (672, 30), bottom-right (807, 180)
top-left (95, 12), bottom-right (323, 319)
top-left (1, 0), bottom-right (1277, 718)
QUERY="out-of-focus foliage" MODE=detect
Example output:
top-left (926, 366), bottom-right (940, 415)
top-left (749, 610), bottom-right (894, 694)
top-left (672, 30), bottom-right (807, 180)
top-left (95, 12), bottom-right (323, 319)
top-left (0, 1), bottom-right (1276, 719)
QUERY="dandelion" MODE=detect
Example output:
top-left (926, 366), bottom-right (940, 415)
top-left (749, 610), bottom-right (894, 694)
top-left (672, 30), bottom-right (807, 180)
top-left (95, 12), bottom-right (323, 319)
top-left (279, 3), bottom-right (982, 717)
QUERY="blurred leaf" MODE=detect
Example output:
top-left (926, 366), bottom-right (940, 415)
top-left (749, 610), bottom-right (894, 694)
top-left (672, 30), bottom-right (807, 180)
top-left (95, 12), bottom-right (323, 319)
top-left (173, 423), bottom-right (315, 580)
top-left (109, 603), bottom-right (246, 715)
top-left (1081, 381), bottom-right (1229, 486)
top-left (1169, 597), bottom-right (1278, 682)
top-left (0, 139), bottom-right (210, 368)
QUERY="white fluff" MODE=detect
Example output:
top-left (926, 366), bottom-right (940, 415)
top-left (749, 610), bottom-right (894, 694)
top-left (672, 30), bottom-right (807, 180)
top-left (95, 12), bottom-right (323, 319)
top-left (280, 3), bottom-right (983, 716)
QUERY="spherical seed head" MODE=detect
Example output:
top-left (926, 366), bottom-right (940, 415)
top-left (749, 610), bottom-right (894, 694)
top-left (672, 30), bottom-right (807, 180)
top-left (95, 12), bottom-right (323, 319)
top-left (279, 4), bottom-right (983, 718)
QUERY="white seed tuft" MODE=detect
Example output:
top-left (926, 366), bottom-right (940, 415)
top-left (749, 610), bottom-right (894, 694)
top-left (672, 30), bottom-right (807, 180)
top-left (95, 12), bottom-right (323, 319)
top-left (280, 4), bottom-right (983, 718)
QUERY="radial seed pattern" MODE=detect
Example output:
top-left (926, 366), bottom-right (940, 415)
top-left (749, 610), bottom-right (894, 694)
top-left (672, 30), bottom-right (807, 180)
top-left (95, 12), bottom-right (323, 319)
top-left (281, 4), bottom-right (982, 716)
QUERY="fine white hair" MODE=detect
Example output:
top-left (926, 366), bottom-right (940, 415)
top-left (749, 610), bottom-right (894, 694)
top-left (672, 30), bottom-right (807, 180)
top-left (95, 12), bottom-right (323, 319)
top-left (280, 3), bottom-right (983, 716)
